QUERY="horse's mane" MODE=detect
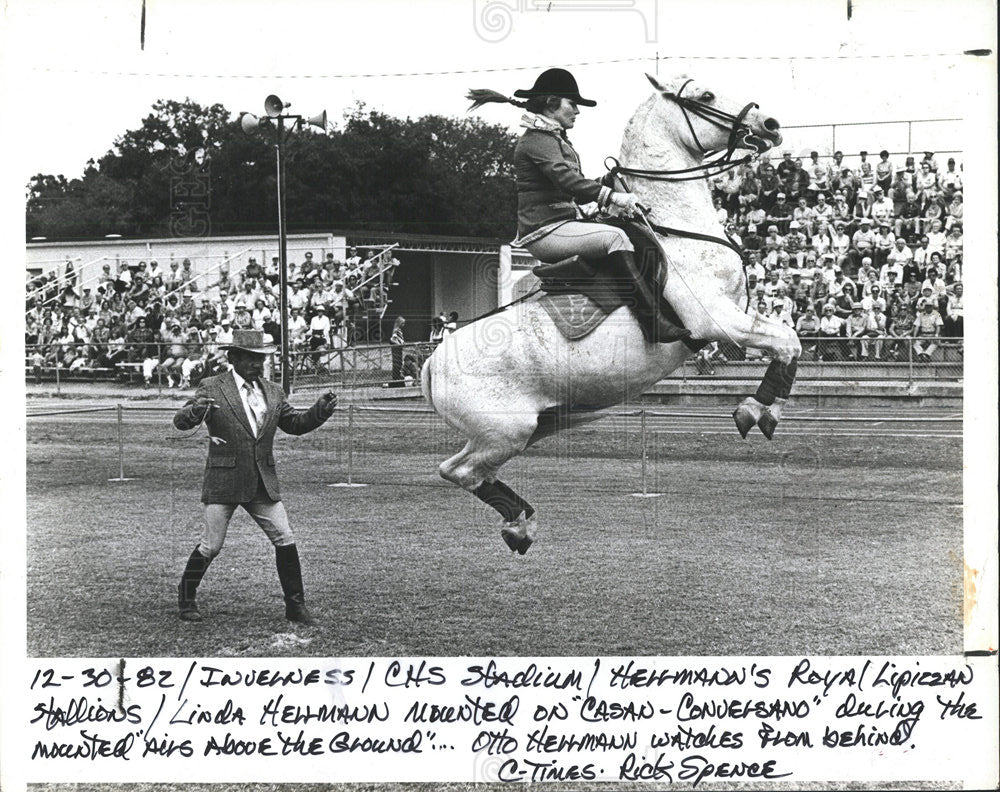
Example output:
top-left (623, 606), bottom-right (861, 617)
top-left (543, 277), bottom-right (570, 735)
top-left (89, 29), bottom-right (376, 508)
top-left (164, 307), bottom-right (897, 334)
top-left (620, 92), bottom-right (683, 167)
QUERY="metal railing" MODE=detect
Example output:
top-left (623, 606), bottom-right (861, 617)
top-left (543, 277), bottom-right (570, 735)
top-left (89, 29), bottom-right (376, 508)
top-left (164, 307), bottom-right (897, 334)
top-left (159, 247), bottom-right (254, 302)
top-left (25, 254), bottom-right (113, 312)
top-left (24, 335), bottom-right (962, 395)
top-left (288, 340), bottom-right (433, 391)
top-left (677, 336), bottom-right (963, 385)
top-left (778, 118), bottom-right (963, 165)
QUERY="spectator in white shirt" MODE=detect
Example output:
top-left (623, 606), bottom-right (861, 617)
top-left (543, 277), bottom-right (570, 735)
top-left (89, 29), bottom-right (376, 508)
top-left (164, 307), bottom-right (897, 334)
top-left (943, 283), bottom-right (963, 338)
top-left (925, 219), bottom-right (946, 257)
top-left (869, 186), bottom-right (894, 226)
top-left (938, 157), bottom-right (962, 200)
top-left (943, 223), bottom-right (963, 264)
top-left (251, 299), bottom-right (272, 331)
top-left (943, 193), bottom-right (964, 231)
top-left (921, 268), bottom-right (947, 303)
top-left (914, 161), bottom-right (938, 210)
top-left (762, 270), bottom-right (786, 298)
top-left (768, 299), bottom-right (793, 327)
top-left (288, 307), bottom-right (308, 348)
top-left (886, 238), bottom-right (913, 270)
top-left (873, 222), bottom-right (896, 267)
top-left (818, 303), bottom-right (844, 361)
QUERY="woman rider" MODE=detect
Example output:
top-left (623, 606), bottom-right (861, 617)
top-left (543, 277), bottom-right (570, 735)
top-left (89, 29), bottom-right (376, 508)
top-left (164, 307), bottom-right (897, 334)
top-left (468, 68), bottom-right (686, 343)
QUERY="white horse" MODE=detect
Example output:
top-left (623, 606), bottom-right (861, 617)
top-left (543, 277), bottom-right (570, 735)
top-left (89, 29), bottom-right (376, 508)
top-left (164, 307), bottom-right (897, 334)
top-left (421, 74), bottom-right (801, 553)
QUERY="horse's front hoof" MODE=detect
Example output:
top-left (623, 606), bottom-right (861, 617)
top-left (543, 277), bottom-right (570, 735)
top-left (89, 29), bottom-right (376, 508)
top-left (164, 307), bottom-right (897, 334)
top-left (732, 406), bottom-right (758, 439)
top-left (757, 409), bottom-right (778, 440)
top-left (500, 513), bottom-right (535, 555)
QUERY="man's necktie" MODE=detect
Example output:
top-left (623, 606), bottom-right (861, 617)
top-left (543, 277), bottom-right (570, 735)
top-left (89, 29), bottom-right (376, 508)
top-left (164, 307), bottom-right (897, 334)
top-left (244, 382), bottom-right (264, 435)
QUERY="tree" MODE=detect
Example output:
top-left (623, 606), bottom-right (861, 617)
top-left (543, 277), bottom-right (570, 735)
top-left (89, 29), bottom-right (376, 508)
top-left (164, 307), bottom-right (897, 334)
top-left (25, 99), bottom-right (519, 240)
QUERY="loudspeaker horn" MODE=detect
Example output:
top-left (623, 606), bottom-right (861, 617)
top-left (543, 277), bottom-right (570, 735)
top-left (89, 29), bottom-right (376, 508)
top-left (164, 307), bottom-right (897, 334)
top-left (240, 113), bottom-right (260, 134)
top-left (307, 110), bottom-right (328, 130)
top-left (264, 94), bottom-right (286, 118)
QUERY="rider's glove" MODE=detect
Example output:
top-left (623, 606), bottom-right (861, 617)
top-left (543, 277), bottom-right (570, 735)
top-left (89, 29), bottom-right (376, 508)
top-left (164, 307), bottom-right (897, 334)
top-left (610, 192), bottom-right (641, 213)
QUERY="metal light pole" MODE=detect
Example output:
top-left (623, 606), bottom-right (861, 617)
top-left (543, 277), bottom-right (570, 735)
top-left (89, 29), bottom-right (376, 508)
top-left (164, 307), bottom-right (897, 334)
top-left (240, 96), bottom-right (327, 394)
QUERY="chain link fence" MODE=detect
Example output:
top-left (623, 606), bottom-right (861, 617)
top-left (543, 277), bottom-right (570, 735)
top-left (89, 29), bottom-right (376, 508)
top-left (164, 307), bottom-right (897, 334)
top-left (24, 335), bottom-right (962, 396)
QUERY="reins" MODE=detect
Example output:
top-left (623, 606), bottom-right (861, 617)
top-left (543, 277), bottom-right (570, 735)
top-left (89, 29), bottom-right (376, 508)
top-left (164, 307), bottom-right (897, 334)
top-left (468, 286), bottom-right (542, 324)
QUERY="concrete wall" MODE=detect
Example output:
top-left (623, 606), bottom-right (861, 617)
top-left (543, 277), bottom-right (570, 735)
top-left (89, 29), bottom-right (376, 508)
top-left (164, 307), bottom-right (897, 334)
top-left (431, 252), bottom-right (499, 328)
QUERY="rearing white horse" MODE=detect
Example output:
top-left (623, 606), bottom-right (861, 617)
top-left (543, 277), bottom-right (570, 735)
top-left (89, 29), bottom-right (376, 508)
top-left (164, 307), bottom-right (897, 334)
top-left (421, 74), bottom-right (801, 553)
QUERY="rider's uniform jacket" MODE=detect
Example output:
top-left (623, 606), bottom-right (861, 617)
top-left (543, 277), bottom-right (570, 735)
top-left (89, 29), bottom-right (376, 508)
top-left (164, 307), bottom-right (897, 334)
top-left (512, 124), bottom-right (611, 246)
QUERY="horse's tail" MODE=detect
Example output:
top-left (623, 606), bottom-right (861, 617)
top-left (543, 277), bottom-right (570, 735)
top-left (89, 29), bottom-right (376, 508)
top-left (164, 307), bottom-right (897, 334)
top-left (420, 356), bottom-right (434, 412)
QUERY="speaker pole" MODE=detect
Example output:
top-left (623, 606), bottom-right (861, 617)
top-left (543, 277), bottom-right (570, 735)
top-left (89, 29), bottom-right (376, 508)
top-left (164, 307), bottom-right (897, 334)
top-left (276, 116), bottom-right (291, 395)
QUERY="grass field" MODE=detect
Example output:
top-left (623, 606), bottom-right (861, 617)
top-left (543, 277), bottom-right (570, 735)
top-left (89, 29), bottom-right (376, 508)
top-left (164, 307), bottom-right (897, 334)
top-left (25, 405), bottom-right (963, 658)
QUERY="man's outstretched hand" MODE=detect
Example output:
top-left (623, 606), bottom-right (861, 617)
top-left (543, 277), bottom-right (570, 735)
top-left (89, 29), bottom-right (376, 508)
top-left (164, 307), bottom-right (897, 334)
top-left (318, 391), bottom-right (338, 418)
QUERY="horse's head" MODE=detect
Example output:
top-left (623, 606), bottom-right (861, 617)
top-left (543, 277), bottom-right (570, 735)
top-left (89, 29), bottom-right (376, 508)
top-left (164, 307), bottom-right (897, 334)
top-left (644, 74), bottom-right (782, 157)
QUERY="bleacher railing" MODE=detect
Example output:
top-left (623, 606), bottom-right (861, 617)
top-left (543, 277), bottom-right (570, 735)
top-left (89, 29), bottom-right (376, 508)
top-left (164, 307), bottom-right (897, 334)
top-left (23, 336), bottom-right (963, 396)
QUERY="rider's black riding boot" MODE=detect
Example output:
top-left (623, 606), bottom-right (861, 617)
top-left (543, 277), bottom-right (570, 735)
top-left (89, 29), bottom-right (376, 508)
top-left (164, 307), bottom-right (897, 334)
top-left (607, 250), bottom-right (691, 344)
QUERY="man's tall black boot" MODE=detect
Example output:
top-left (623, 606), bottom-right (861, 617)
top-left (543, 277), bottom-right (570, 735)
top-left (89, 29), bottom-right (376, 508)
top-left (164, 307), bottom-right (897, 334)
top-left (607, 250), bottom-right (691, 343)
top-left (275, 544), bottom-right (315, 626)
top-left (178, 546), bottom-right (212, 622)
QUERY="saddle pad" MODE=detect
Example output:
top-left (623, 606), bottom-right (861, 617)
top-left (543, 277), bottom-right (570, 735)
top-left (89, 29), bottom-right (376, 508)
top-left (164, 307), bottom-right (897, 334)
top-left (537, 291), bottom-right (611, 341)
top-left (532, 219), bottom-right (706, 350)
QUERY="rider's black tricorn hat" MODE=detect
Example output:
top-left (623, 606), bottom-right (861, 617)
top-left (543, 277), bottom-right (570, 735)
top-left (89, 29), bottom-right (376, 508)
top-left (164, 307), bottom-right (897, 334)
top-left (514, 68), bottom-right (596, 107)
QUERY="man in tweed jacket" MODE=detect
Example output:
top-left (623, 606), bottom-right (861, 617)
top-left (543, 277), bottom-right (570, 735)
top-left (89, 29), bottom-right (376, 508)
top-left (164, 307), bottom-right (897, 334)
top-left (174, 329), bottom-right (337, 625)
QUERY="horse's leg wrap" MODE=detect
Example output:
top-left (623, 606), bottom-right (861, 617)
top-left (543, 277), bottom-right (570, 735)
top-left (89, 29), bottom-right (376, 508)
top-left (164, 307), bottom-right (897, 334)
top-left (754, 358), bottom-right (798, 406)
top-left (475, 480), bottom-right (537, 555)
top-left (473, 480), bottom-right (535, 523)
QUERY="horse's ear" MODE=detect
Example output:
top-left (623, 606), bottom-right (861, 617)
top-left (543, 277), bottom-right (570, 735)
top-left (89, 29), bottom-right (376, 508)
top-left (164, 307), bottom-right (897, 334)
top-left (645, 73), bottom-right (668, 93)
top-left (646, 73), bottom-right (686, 97)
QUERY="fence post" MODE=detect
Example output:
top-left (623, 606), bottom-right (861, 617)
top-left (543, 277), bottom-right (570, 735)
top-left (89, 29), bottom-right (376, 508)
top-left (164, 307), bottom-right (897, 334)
top-left (630, 408), bottom-right (663, 498)
top-left (907, 336), bottom-right (914, 387)
top-left (156, 343), bottom-right (164, 395)
top-left (55, 359), bottom-right (61, 396)
top-left (327, 403), bottom-right (367, 488)
top-left (108, 404), bottom-right (136, 482)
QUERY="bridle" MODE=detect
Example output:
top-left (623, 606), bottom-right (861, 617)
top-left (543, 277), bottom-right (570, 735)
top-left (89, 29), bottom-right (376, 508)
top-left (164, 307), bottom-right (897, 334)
top-left (607, 79), bottom-right (764, 183)
top-left (603, 80), bottom-right (774, 314)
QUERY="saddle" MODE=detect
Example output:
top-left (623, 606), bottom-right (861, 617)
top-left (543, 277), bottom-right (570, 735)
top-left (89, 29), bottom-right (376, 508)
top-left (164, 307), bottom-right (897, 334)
top-left (533, 219), bottom-right (701, 348)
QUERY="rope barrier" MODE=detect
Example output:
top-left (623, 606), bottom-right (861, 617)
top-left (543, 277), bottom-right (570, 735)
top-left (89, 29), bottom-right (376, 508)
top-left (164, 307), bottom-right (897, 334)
top-left (26, 400), bottom-right (960, 500)
top-left (25, 402), bottom-right (962, 423)
top-left (26, 406), bottom-right (118, 418)
top-left (28, 52), bottom-right (970, 81)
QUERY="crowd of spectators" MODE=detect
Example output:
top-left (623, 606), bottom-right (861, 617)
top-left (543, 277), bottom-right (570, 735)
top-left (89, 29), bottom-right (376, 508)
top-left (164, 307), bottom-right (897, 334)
top-left (25, 245), bottom-right (401, 386)
top-left (24, 147), bottom-right (968, 383)
top-left (711, 148), bottom-right (964, 362)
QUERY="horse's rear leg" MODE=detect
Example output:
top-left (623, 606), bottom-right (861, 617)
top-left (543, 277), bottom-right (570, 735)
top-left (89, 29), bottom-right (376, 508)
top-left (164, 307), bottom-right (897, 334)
top-left (734, 358), bottom-right (798, 439)
top-left (439, 427), bottom-right (538, 554)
